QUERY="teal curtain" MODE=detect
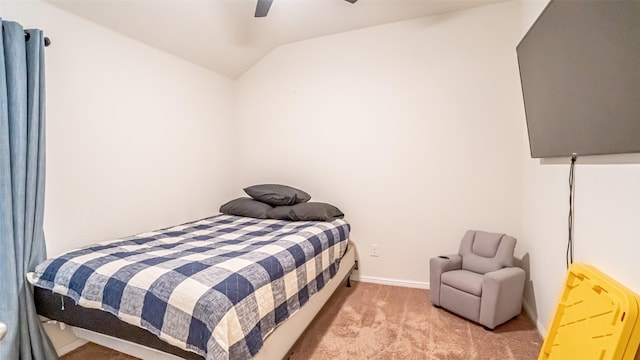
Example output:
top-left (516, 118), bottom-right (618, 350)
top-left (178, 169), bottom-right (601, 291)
top-left (0, 19), bottom-right (58, 360)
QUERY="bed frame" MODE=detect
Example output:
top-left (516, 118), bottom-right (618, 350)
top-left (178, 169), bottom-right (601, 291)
top-left (34, 243), bottom-right (356, 360)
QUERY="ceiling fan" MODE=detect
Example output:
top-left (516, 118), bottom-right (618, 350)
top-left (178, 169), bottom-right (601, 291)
top-left (255, 0), bottom-right (358, 18)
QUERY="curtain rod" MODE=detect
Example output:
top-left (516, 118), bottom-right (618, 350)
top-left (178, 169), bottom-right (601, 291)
top-left (23, 31), bottom-right (51, 47)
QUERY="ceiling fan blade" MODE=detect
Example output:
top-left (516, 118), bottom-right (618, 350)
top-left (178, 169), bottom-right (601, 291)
top-left (255, 0), bottom-right (273, 17)
top-left (344, 0), bottom-right (358, 3)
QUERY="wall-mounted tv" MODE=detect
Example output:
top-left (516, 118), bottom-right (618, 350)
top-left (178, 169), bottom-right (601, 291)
top-left (517, 0), bottom-right (640, 158)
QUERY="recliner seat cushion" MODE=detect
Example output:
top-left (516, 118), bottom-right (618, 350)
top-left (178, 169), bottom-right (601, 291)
top-left (440, 269), bottom-right (483, 297)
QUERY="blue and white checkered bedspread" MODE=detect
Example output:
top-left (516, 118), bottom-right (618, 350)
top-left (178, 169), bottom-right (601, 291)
top-left (27, 215), bottom-right (350, 359)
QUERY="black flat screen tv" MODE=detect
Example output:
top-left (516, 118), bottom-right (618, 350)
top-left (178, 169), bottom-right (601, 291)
top-left (517, 0), bottom-right (640, 158)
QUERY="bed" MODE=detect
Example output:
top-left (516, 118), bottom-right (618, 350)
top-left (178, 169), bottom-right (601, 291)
top-left (27, 214), bottom-right (354, 360)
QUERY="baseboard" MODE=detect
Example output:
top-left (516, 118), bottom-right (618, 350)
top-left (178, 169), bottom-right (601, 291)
top-left (351, 274), bottom-right (429, 289)
top-left (522, 299), bottom-right (546, 337)
top-left (56, 337), bottom-right (88, 356)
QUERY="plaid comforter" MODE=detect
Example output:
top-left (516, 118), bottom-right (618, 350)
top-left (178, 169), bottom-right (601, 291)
top-left (27, 215), bottom-right (350, 359)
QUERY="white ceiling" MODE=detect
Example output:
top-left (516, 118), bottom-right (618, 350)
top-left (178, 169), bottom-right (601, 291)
top-left (46, 0), bottom-right (504, 79)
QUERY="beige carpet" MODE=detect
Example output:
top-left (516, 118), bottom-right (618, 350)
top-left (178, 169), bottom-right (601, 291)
top-left (289, 281), bottom-right (541, 360)
top-left (62, 281), bottom-right (542, 360)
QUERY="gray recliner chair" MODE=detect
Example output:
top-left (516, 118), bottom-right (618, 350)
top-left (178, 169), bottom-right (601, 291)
top-left (430, 230), bottom-right (525, 330)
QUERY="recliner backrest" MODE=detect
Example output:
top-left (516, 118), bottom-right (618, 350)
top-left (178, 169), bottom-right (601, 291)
top-left (458, 230), bottom-right (516, 274)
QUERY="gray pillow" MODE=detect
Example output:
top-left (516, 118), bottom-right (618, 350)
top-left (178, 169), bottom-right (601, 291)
top-left (219, 197), bottom-right (272, 219)
top-left (244, 184), bottom-right (311, 206)
top-left (267, 202), bottom-right (344, 222)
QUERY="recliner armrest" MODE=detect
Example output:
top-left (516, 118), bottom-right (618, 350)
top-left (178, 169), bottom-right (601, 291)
top-left (432, 254), bottom-right (462, 273)
top-left (483, 266), bottom-right (525, 284)
top-left (429, 254), bottom-right (462, 306)
top-left (480, 266), bottom-right (526, 329)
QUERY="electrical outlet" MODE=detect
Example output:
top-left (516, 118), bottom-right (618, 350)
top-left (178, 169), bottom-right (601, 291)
top-left (354, 260), bottom-right (359, 270)
top-left (371, 244), bottom-right (379, 257)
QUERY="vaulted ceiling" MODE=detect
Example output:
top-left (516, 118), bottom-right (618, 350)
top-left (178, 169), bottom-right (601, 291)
top-left (46, 0), bottom-right (504, 78)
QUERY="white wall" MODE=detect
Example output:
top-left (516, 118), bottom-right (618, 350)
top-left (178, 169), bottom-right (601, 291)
top-left (2, 0), bottom-right (237, 353)
top-left (2, 0), bottom-right (237, 256)
top-left (238, 1), bottom-right (640, 345)
top-left (521, 151), bottom-right (640, 335)
top-left (236, 1), bottom-right (530, 286)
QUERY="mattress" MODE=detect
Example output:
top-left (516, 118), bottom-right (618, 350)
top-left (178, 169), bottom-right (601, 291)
top-left (28, 215), bottom-right (351, 360)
